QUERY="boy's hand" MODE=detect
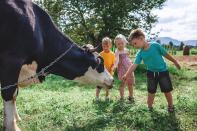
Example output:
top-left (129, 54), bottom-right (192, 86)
top-left (164, 53), bottom-right (181, 70)
top-left (122, 64), bottom-right (138, 82)
top-left (174, 61), bottom-right (181, 70)
top-left (122, 73), bottom-right (128, 82)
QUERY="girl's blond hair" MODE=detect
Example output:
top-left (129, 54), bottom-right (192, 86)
top-left (114, 34), bottom-right (128, 45)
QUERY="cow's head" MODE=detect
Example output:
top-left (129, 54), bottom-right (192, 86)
top-left (50, 44), bottom-right (114, 89)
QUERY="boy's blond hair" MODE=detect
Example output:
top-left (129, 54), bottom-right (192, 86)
top-left (102, 37), bottom-right (112, 46)
top-left (128, 29), bottom-right (145, 42)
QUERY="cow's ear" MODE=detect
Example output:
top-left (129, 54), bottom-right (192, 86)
top-left (95, 56), bottom-right (104, 73)
top-left (82, 45), bottom-right (87, 49)
top-left (87, 48), bottom-right (97, 53)
top-left (82, 44), bottom-right (97, 53)
top-left (82, 44), bottom-right (94, 49)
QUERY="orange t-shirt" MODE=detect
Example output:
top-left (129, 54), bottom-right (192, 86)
top-left (100, 51), bottom-right (116, 75)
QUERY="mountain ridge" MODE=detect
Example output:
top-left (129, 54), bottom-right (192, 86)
top-left (156, 37), bottom-right (197, 46)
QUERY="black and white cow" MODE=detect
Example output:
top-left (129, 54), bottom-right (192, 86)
top-left (0, 0), bottom-right (113, 130)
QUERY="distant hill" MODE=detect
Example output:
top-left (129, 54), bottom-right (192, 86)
top-left (183, 40), bottom-right (197, 46)
top-left (156, 37), bottom-right (197, 46)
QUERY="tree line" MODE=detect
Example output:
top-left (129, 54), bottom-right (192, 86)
top-left (34, 0), bottom-right (166, 47)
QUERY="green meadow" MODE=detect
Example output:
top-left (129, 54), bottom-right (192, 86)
top-left (1, 64), bottom-right (196, 131)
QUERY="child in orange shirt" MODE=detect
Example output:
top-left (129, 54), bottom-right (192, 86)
top-left (95, 37), bottom-right (115, 101)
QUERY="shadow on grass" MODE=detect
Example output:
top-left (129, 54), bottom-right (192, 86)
top-left (150, 110), bottom-right (181, 130)
top-left (93, 100), bottom-right (113, 112)
top-left (65, 100), bottom-right (136, 130)
top-left (168, 112), bottom-right (181, 130)
top-left (65, 101), bottom-right (181, 131)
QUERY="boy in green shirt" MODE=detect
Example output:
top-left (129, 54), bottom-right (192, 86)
top-left (123, 29), bottom-right (181, 112)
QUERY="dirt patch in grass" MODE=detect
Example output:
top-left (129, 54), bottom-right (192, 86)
top-left (175, 56), bottom-right (197, 70)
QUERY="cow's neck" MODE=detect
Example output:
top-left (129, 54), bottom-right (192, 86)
top-left (35, 6), bottom-right (94, 80)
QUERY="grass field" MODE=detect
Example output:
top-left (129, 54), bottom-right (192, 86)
top-left (0, 65), bottom-right (197, 131)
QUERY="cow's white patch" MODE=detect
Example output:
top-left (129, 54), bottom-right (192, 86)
top-left (12, 89), bottom-right (21, 121)
top-left (14, 101), bottom-right (21, 122)
top-left (4, 100), bottom-right (21, 131)
top-left (74, 67), bottom-right (113, 88)
top-left (18, 61), bottom-right (40, 87)
top-left (3, 101), bottom-right (6, 128)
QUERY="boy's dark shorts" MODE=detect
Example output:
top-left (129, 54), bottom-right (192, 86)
top-left (146, 70), bottom-right (173, 94)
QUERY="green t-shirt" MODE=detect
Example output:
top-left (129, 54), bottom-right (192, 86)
top-left (134, 42), bottom-right (167, 72)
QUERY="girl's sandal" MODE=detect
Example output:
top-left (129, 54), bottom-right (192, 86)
top-left (168, 106), bottom-right (175, 113)
top-left (148, 107), bottom-right (153, 112)
top-left (128, 96), bottom-right (134, 102)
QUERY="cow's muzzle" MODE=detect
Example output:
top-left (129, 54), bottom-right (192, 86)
top-left (104, 78), bottom-right (114, 89)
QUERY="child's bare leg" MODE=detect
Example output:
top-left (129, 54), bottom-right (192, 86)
top-left (96, 86), bottom-right (101, 100)
top-left (164, 92), bottom-right (173, 107)
top-left (105, 89), bottom-right (110, 101)
top-left (127, 83), bottom-right (133, 97)
top-left (147, 93), bottom-right (155, 108)
top-left (105, 89), bottom-right (109, 97)
top-left (119, 82), bottom-right (126, 99)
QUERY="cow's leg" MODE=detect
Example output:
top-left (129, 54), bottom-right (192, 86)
top-left (14, 101), bottom-right (21, 122)
top-left (4, 100), bottom-right (21, 131)
top-left (2, 91), bottom-right (21, 131)
top-left (13, 91), bottom-right (21, 122)
top-left (3, 101), bottom-right (6, 130)
top-left (1, 58), bottom-right (23, 131)
top-left (2, 88), bottom-right (21, 131)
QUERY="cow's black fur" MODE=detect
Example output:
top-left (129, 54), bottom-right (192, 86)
top-left (0, 0), bottom-right (104, 101)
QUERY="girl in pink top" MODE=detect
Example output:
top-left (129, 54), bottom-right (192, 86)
top-left (113, 34), bottom-right (135, 101)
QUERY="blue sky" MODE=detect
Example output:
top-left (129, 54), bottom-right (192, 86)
top-left (151, 0), bottom-right (197, 41)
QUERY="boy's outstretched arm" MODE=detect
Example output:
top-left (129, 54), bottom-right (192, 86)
top-left (164, 53), bottom-right (181, 69)
top-left (122, 64), bottom-right (138, 81)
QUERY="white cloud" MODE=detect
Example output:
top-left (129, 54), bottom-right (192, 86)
top-left (151, 0), bottom-right (197, 41)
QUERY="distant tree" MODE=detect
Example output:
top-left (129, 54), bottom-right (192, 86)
top-left (156, 39), bottom-right (161, 44)
top-left (148, 31), bottom-right (160, 42)
top-left (34, 0), bottom-right (65, 29)
top-left (183, 45), bottom-right (190, 55)
top-left (173, 48), bottom-right (177, 55)
top-left (34, 0), bottom-right (167, 46)
top-left (169, 41), bottom-right (173, 48)
top-left (179, 42), bottom-right (184, 50)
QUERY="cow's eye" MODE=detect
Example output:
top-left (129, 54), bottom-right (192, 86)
top-left (97, 56), bottom-right (103, 64)
top-left (96, 56), bottom-right (104, 73)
